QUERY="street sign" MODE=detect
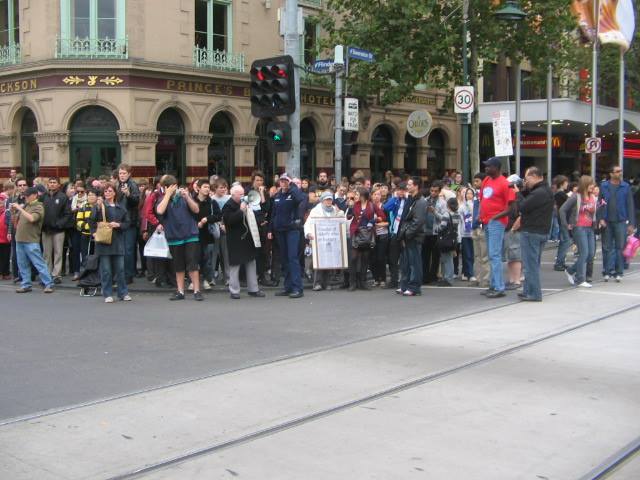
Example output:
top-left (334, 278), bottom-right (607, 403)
top-left (313, 59), bottom-right (334, 73)
top-left (585, 137), bottom-right (602, 154)
top-left (344, 98), bottom-right (359, 131)
top-left (454, 86), bottom-right (474, 113)
top-left (347, 46), bottom-right (375, 63)
top-left (492, 110), bottom-right (513, 157)
top-left (407, 110), bottom-right (433, 138)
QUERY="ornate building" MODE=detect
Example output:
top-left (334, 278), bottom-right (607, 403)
top-left (0, 0), bottom-right (459, 184)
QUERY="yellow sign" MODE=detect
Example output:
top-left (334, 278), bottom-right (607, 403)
top-left (0, 79), bottom-right (37, 93)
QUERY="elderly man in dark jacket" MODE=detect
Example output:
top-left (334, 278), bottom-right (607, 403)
top-left (222, 185), bottom-right (265, 299)
top-left (515, 166), bottom-right (555, 302)
top-left (398, 176), bottom-right (427, 296)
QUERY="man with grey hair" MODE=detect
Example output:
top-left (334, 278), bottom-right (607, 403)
top-left (222, 185), bottom-right (265, 299)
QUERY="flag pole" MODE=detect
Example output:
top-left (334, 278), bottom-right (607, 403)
top-left (618, 47), bottom-right (625, 177)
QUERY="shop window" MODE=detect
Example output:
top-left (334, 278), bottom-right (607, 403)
top-left (195, 0), bottom-right (231, 52)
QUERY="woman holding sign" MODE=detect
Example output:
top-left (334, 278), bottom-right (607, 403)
top-left (304, 191), bottom-right (345, 291)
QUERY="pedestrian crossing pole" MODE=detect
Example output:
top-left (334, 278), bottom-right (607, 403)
top-left (284, 0), bottom-right (301, 178)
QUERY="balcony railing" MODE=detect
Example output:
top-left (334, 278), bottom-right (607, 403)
top-left (193, 46), bottom-right (245, 73)
top-left (56, 36), bottom-right (128, 60)
top-left (0, 43), bottom-right (21, 66)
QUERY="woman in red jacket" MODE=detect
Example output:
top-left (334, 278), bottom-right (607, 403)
top-left (347, 188), bottom-right (381, 291)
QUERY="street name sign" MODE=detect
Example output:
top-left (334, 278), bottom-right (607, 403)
top-left (313, 59), bottom-right (334, 73)
top-left (492, 110), bottom-right (514, 157)
top-left (454, 86), bottom-right (474, 113)
top-left (344, 97), bottom-right (359, 131)
top-left (347, 46), bottom-right (375, 63)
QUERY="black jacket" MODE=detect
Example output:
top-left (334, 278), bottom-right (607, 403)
top-left (117, 178), bottom-right (141, 225)
top-left (89, 202), bottom-right (130, 256)
top-left (519, 181), bottom-right (555, 235)
top-left (222, 199), bottom-right (257, 266)
top-left (195, 195), bottom-right (221, 245)
top-left (399, 195), bottom-right (427, 243)
top-left (42, 190), bottom-right (71, 232)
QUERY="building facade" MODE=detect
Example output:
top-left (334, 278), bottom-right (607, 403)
top-left (0, 0), bottom-right (459, 184)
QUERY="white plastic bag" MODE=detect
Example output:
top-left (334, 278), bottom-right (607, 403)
top-left (144, 231), bottom-right (172, 259)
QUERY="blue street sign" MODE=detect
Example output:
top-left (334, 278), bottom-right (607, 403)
top-left (347, 46), bottom-right (375, 63)
top-left (313, 59), bottom-right (334, 73)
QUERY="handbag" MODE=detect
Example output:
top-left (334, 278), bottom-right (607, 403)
top-left (436, 213), bottom-right (457, 252)
top-left (353, 226), bottom-right (375, 250)
top-left (207, 201), bottom-right (221, 239)
top-left (94, 203), bottom-right (113, 245)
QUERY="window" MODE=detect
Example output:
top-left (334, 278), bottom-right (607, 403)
top-left (303, 17), bottom-right (318, 66)
top-left (62, 0), bottom-right (125, 40)
top-left (482, 63), bottom-right (497, 102)
top-left (0, 0), bottom-right (19, 47)
top-left (194, 0), bottom-right (231, 52)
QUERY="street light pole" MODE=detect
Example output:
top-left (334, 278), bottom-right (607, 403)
top-left (590, 0), bottom-right (600, 178)
top-left (461, 0), bottom-right (470, 182)
top-left (284, 0), bottom-right (301, 177)
top-left (334, 46), bottom-right (344, 183)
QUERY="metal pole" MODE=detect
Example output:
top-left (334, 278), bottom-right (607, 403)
top-left (618, 47), bottom-right (625, 176)
top-left (334, 66), bottom-right (344, 183)
top-left (284, 0), bottom-right (300, 177)
top-left (515, 60), bottom-right (521, 176)
top-left (590, 0), bottom-right (599, 178)
top-left (546, 64), bottom-right (553, 185)
top-left (461, 0), bottom-right (470, 182)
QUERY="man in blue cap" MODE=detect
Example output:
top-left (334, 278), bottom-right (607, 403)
top-left (478, 157), bottom-right (516, 298)
top-left (268, 173), bottom-right (307, 298)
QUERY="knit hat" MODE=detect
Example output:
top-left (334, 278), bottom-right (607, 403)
top-left (320, 191), bottom-right (334, 202)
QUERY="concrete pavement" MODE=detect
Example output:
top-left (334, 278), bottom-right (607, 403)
top-left (1, 271), bottom-right (638, 479)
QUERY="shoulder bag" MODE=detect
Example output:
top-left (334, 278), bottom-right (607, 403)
top-left (95, 203), bottom-right (113, 245)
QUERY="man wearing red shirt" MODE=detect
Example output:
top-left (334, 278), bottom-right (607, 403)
top-left (478, 157), bottom-right (516, 298)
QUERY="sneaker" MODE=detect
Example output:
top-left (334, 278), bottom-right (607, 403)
top-left (43, 286), bottom-right (54, 294)
top-left (485, 290), bottom-right (506, 298)
top-left (460, 275), bottom-right (468, 281)
top-left (395, 288), bottom-right (403, 295)
top-left (577, 282), bottom-right (592, 288)
top-left (565, 269), bottom-right (575, 286)
top-left (104, 296), bottom-right (114, 303)
top-left (614, 275), bottom-right (622, 283)
top-left (121, 294), bottom-right (132, 301)
top-left (289, 291), bottom-right (304, 299)
top-left (53, 276), bottom-right (62, 284)
top-left (505, 282), bottom-right (521, 291)
top-left (15, 287), bottom-right (32, 293)
top-left (312, 284), bottom-right (323, 291)
top-left (248, 290), bottom-right (266, 298)
top-left (379, 281), bottom-right (386, 288)
top-left (188, 282), bottom-right (194, 291)
top-left (203, 280), bottom-right (212, 291)
top-left (469, 276), bottom-right (478, 282)
top-left (403, 290), bottom-right (417, 296)
top-left (170, 291), bottom-right (185, 301)
top-left (193, 291), bottom-right (204, 301)
top-left (603, 275), bottom-right (610, 282)
top-left (230, 293), bottom-right (241, 299)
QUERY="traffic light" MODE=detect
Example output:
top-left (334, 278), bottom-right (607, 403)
top-left (342, 131), bottom-right (358, 158)
top-left (250, 55), bottom-right (296, 118)
top-left (266, 121), bottom-right (291, 153)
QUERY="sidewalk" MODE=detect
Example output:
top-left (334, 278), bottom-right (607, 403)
top-left (1, 273), bottom-right (639, 479)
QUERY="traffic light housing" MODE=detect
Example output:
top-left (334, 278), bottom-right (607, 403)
top-left (342, 131), bottom-right (358, 158)
top-left (266, 121), bottom-right (292, 153)
top-left (250, 55), bottom-right (296, 118)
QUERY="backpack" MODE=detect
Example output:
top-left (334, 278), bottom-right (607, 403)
top-left (436, 213), bottom-right (457, 252)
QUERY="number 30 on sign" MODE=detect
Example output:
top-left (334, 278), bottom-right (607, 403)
top-left (454, 86), bottom-right (474, 114)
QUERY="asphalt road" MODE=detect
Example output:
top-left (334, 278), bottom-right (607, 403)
top-left (0, 248), bottom-right (635, 422)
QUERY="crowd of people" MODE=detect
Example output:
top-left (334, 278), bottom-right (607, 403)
top-left (1, 160), bottom-right (638, 303)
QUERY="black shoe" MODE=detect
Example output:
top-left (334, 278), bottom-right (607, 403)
top-left (480, 288), bottom-right (495, 296)
top-left (520, 296), bottom-right (542, 302)
top-left (517, 292), bottom-right (527, 299)
top-left (553, 265), bottom-right (566, 272)
top-left (274, 290), bottom-right (291, 297)
top-left (230, 293), bottom-right (241, 300)
top-left (170, 291), bottom-right (185, 301)
top-left (485, 290), bottom-right (506, 298)
top-left (289, 291), bottom-right (304, 298)
top-left (357, 283), bottom-right (371, 291)
top-left (193, 291), bottom-right (204, 301)
top-left (248, 291), bottom-right (266, 298)
top-left (136, 272), bottom-right (146, 278)
top-left (126, 277), bottom-right (134, 285)
top-left (435, 280), bottom-right (453, 287)
top-left (53, 277), bottom-right (62, 285)
top-left (258, 277), bottom-right (274, 287)
top-left (505, 282), bottom-right (521, 291)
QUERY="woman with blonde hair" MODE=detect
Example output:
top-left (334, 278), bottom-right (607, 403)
top-left (559, 175), bottom-right (597, 287)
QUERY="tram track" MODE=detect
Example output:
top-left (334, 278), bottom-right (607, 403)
top-left (104, 300), bottom-right (640, 480)
top-left (579, 436), bottom-right (640, 480)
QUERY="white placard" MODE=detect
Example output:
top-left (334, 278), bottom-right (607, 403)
top-left (454, 86), bottom-right (475, 113)
top-left (344, 97), bottom-right (359, 132)
top-left (407, 110), bottom-right (433, 138)
top-left (492, 110), bottom-right (514, 157)
top-left (312, 218), bottom-right (349, 270)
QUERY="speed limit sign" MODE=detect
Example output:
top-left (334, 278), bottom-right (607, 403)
top-left (454, 86), bottom-right (474, 113)
top-left (585, 137), bottom-right (602, 154)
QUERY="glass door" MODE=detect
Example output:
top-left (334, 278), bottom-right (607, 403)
top-left (72, 143), bottom-right (120, 179)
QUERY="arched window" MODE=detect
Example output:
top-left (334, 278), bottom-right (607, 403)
top-left (371, 125), bottom-right (393, 182)
top-left (300, 118), bottom-right (316, 179)
top-left (156, 108), bottom-right (185, 182)
top-left (427, 129), bottom-right (446, 181)
top-left (209, 112), bottom-right (234, 181)
top-left (254, 119), bottom-right (276, 185)
top-left (69, 106), bottom-right (120, 179)
top-left (21, 110), bottom-right (39, 181)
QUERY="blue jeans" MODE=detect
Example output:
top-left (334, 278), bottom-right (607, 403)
top-left (521, 231), bottom-right (547, 301)
top-left (123, 226), bottom-right (138, 280)
top-left (16, 242), bottom-right (53, 289)
top-left (567, 227), bottom-right (595, 284)
top-left (199, 242), bottom-right (214, 282)
top-left (485, 220), bottom-right (506, 292)
top-left (276, 229), bottom-right (302, 293)
top-left (100, 254), bottom-right (128, 298)
top-left (603, 221), bottom-right (627, 276)
top-left (554, 226), bottom-right (571, 268)
top-left (440, 250), bottom-right (454, 283)
top-left (461, 237), bottom-right (474, 277)
top-left (549, 210), bottom-right (560, 241)
top-left (399, 239), bottom-right (423, 293)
